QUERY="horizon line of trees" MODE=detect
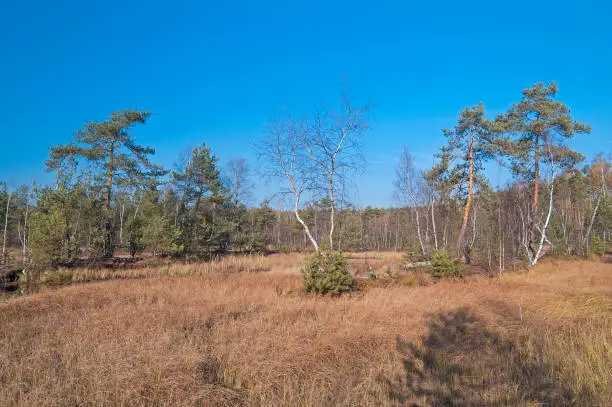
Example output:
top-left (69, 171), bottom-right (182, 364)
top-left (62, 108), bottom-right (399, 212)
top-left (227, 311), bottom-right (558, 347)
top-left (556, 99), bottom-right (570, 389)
top-left (0, 81), bottom-right (610, 274)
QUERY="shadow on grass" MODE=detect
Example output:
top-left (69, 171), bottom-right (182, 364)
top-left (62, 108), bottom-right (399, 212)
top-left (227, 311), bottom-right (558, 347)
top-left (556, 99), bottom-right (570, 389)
top-left (384, 307), bottom-right (590, 407)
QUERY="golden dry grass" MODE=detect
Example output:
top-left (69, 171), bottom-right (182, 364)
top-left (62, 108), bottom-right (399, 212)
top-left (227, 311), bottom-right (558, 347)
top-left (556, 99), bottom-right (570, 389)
top-left (1, 254), bottom-right (611, 406)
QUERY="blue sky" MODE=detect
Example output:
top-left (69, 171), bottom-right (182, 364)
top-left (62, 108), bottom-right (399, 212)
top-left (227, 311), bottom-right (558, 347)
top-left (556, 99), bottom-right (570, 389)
top-left (1, 0), bottom-right (610, 207)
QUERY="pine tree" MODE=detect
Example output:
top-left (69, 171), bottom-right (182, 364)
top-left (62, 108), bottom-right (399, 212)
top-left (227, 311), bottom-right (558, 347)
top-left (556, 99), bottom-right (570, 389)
top-left (428, 103), bottom-right (498, 262)
top-left (46, 110), bottom-right (165, 258)
top-left (498, 82), bottom-right (590, 210)
top-left (497, 82), bottom-right (590, 265)
top-left (172, 143), bottom-right (229, 257)
top-left (172, 143), bottom-right (227, 210)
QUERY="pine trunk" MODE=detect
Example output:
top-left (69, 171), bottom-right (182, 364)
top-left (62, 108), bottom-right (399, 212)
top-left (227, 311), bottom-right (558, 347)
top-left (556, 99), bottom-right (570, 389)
top-left (456, 136), bottom-right (474, 260)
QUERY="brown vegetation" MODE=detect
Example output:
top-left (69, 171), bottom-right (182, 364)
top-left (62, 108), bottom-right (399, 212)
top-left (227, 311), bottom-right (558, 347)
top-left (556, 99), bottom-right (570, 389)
top-left (1, 254), bottom-right (611, 406)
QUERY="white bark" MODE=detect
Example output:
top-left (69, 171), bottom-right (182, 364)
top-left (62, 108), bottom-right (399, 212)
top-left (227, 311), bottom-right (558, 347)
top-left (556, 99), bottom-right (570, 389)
top-left (531, 180), bottom-right (554, 266)
top-left (431, 198), bottom-right (438, 250)
top-left (20, 193), bottom-right (29, 265)
top-left (583, 167), bottom-right (606, 252)
top-left (294, 195), bottom-right (319, 252)
top-left (2, 191), bottom-right (11, 265)
top-left (271, 122), bottom-right (321, 252)
top-left (328, 171), bottom-right (335, 250)
top-left (413, 206), bottom-right (426, 257)
top-left (583, 191), bottom-right (602, 253)
top-left (394, 147), bottom-right (426, 257)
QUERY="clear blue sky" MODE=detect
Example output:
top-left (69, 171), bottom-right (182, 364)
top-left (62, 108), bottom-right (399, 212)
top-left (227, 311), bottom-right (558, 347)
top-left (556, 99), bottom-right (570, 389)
top-left (1, 0), bottom-right (610, 207)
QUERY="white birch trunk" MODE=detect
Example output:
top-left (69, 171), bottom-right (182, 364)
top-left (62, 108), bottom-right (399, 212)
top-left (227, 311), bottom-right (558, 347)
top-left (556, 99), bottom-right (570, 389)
top-left (2, 191), bottom-right (11, 265)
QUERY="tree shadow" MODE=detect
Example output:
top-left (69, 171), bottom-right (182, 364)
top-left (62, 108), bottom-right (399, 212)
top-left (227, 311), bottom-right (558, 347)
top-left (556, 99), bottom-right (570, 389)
top-left (383, 307), bottom-right (581, 406)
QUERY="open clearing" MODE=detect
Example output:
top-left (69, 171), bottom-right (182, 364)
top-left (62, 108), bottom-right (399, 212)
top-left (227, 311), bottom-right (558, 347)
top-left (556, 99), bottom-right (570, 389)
top-left (1, 254), bottom-right (611, 406)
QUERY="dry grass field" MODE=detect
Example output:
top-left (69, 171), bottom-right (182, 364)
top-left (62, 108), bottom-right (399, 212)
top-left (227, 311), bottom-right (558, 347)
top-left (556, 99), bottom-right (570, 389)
top-left (1, 253), bottom-right (611, 406)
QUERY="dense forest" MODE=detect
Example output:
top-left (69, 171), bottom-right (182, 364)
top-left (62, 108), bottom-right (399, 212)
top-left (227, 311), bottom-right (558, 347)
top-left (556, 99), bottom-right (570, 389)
top-left (0, 82), bottom-right (610, 275)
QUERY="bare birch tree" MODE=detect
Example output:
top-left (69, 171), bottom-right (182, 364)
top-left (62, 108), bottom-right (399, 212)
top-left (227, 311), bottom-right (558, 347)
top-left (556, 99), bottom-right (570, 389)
top-left (259, 88), bottom-right (370, 252)
top-left (17, 183), bottom-right (34, 265)
top-left (226, 157), bottom-right (253, 206)
top-left (259, 115), bottom-right (320, 251)
top-left (297, 90), bottom-right (369, 250)
top-left (394, 146), bottom-right (427, 257)
top-left (583, 155), bottom-right (610, 253)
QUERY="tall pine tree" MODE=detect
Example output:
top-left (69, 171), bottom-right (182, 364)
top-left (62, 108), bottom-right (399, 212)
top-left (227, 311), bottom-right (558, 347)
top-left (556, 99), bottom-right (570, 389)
top-left (429, 103), bottom-right (498, 262)
top-left (497, 82), bottom-right (590, 265)
top-left (46, 110), bottom-right (165, 258)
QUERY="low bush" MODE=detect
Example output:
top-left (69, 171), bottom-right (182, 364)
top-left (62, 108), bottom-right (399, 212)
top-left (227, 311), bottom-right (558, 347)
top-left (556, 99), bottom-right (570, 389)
top-left (428, 250), bottom-right (464, 278)
top-left (301, 251), bottom-right (354, 295)
top-left (588, 235), bottom-right (605, 256)
top-left (402, 246), bottom-right (423, 265)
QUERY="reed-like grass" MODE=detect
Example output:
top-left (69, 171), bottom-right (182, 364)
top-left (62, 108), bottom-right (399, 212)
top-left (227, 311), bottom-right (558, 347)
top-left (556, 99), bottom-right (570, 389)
top-left (0, 255), bottom-right (610, 406)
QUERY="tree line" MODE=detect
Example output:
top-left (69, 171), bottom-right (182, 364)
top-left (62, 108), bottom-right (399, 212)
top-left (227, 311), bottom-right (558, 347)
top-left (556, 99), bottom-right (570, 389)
top-left (0, 82), bottom-right (609, 274)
